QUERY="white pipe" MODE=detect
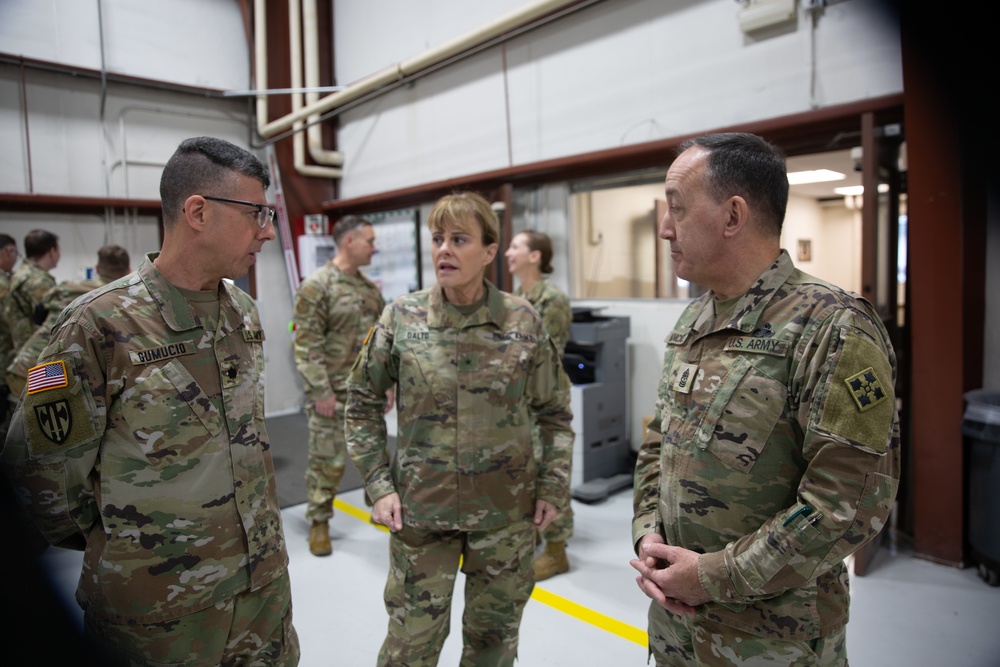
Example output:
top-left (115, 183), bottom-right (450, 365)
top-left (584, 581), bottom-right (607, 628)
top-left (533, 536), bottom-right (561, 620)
top-left (257, 0), bottom-right (583, 138)
top-left (303, 0), bottom-right (343, 167)
top-left (290, 0), bottom-right (342, 178)
top-left (254, 0), bottom-right (269, 139)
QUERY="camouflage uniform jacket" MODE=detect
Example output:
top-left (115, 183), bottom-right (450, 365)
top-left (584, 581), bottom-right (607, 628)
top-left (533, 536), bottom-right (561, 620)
top-left (0, 253), bottom-right (287, 623)
top-left (0, 272), bottom-right (14, 387)
top-left (346, 281), bottom-right (574, 531)
top-left (5, 259), bottom-right (55, 351)
top-left (6, 276), bottom-right (110, 392)
top-left (632, 250), bottom-right (899, 641)
top-left (515, 278), bottom-right (571, 355)
top-left (293, 260), bottom-right (385, 401)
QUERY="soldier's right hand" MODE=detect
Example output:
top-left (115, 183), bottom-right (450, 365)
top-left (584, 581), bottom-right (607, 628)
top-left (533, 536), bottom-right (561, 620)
top-left (314, 393), bottom-right (338, 418)
top-left (372, 492), bottom-right (403, 532)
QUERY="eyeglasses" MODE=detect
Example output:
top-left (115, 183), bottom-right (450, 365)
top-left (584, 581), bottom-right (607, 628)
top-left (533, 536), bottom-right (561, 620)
top-left (202, 195), bottom-right (276, 228)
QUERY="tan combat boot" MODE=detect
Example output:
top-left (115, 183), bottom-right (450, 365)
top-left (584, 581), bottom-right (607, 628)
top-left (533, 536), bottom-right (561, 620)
top-left (309, 520), bottom-right (332, 557)
top-left (534, 540), bottom-right (569, 581)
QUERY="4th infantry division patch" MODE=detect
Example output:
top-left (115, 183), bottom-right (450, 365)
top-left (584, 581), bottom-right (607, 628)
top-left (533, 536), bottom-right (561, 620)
top-left (845, 367), bottom-right (887, 412)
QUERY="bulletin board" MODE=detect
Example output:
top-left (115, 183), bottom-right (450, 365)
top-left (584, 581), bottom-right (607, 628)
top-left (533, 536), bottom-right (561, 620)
top-left (364, 208), bottom-right (421, 303)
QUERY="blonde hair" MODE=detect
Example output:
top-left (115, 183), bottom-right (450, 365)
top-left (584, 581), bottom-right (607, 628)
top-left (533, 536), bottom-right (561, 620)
top-left (427, 192), bottom-right (499, 246)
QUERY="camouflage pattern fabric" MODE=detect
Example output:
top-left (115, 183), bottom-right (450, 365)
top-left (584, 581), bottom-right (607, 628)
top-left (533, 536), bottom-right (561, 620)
top-left (633, 250), bottom-right (900, 649)
top-left (515, 278), bottom-right (571, 355)
top-left (303, 406), bottom-right (348, 522)
top-left (0, 272), bottom-right (15, 437)
top-left (0, 271), bottom-right (14, 385)
top-left (378, 522), bottom-right (535, 667)
top-left (5, 276), bottom-right (109, 398)
top-left (293, 260), bottom-right (384, 522)
top-left (4, 259), bottom-right (55, 351)
top-left (346, 280), bottom-right (574, 531)
top-left (648, 606), bottom-right (847, 666)
top-left (84, 571), bottom-right (299, 667)
top-left (293, 260), bottom-right (385, 402)
top-left (1, 253), bottom-right (290, 626)
top-left (346, 280), bottom-right (572, 664)
top-left (516, 278), bottom-right (574, 542)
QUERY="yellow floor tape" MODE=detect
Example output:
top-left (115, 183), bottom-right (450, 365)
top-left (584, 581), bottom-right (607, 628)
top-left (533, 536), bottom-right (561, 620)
top-left (333, 497), bottom-right (647, 648)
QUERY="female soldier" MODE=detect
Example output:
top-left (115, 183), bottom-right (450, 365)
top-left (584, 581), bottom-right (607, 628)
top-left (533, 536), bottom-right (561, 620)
top-left (346, 192), bottom-right (573, 667)
top-left (505, 230), bottom-right (574, 581)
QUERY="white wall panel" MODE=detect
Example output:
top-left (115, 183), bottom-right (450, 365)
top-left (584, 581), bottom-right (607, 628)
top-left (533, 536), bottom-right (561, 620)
top-left (333, 0), bottom-right (902, 199)
top-left (0, 72), bottom-right (29, 193)
top-left (333, 0), bottom-right (532, 84)
top-left (0, 1), bottom-right (102, 68)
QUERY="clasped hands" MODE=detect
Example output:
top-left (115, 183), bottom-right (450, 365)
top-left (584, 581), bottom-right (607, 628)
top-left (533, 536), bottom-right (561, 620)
top-left (630, 534), bottom-right (711, 617)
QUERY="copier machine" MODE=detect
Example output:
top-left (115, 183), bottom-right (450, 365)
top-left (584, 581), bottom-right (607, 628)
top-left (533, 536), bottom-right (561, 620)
top-left (562, 307), bottom-right (632, 502)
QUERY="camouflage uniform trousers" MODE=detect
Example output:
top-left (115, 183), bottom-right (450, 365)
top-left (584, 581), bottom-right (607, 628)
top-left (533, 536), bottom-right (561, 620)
top-left (647, 603), bottom-right (847, 667)
top-left (304, 402), bottom-right (347, 523)
top-left (84, 570), bottom-right (299, 667)
top-left (378, 520), bottom-right (536, 667)
top-left (532, 423), bottom-right (573, 543)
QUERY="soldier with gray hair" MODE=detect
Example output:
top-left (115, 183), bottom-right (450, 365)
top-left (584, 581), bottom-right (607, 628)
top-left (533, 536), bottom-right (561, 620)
top-left (346, 191), bottom-right (574, 666)
top-left (293, 214), bottom-right (391, 556)
top-left (630, 133), bottom-right (899, 666)
top-left (2, 136), bottom-right (298, 665)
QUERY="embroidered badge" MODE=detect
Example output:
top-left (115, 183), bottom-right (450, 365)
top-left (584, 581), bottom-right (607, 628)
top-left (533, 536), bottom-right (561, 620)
top-left (673, 363), bottom-right (698, 395)
top-left (26, 360), bottom-right (69, 394)
top-left (845, 367), bottom-right (888, 412)
top-left (34, 399), bottom-right (73, 445)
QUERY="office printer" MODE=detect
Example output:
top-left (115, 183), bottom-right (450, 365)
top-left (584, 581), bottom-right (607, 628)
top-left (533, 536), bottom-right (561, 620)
top-left (563, 307), bottom-right (631, 502)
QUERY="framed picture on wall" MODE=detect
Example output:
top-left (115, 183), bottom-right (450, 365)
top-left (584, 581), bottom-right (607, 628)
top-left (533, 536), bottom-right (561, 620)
top-left (797, 239), bottom-right (812, 262)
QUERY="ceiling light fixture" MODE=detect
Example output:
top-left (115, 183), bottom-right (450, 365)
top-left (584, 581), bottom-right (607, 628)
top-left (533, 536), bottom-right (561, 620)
top-left (787, 169), bottom-right (846, 185)
top-left (834, 184), bottom-right (890, 196)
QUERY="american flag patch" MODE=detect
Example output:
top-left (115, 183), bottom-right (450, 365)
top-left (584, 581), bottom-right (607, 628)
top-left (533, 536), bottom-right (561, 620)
top-left (27, 360), bottom-right (69, 394)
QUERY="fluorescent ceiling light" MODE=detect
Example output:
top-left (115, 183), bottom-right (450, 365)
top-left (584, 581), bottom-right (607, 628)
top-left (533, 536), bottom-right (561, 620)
top-left (834, 184), bottom-right (890, 196)
top-left (787, 169), bottom-right (846, 185)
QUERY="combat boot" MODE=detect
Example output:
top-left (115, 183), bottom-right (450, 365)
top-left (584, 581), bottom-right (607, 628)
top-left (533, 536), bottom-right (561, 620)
top-left (534, 540), bottom-right (569, 581)
top-left (309, 520), bottom-right (332, 557)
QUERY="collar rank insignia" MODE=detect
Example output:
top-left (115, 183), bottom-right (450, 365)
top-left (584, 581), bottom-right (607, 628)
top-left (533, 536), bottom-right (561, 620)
top-left (845, 367), bottom-right (887, 412)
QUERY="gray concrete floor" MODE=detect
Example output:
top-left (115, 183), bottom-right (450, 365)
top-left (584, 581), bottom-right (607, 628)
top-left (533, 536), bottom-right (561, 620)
top-left (37, 486), bottom-right (1000, 666)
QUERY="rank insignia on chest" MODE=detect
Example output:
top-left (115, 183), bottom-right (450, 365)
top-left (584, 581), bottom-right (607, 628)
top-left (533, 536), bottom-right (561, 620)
top-left (673, 363), bottom-right (698, 395)
top-left (845, 366), bottom-right (887, 412)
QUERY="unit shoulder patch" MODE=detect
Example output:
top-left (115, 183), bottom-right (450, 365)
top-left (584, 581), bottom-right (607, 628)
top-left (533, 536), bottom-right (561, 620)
top-left (815, 328), bottom-right (895, 454)
top-left (22, 354), bottom-right (100, 457)
top-left (844, 367), bottom-right (888, 412)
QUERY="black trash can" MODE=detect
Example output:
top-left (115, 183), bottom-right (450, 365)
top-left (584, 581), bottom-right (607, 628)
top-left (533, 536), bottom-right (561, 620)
top-left (962, 389), bottom-right (1000, 586)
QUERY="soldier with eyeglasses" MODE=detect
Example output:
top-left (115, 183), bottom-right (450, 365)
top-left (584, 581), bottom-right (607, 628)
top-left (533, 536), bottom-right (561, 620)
top-left (2, 136), bottom-right (299, 666)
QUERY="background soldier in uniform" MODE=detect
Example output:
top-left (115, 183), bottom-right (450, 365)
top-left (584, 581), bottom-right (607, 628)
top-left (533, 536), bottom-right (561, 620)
top-left (346, 192), bottom-right (574, 666)
top-left (6, 244), bottom-right (131, 398)
top-left (293, 214), bottom-right (390, 556)
top-left (0, 234), bottom-right (19, 433)
top-left (1, 137), bottom-right (298, 666)
top-left (630, 133), bottom-right (899, 666)
top-left (505, 230), bottom-right (575, 581)
top-left (4, 229), bottom-right (59, 353)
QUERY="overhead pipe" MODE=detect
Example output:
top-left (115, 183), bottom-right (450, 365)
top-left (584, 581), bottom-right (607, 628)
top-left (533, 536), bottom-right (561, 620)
top-left (303, 0), bottom-right (343, 167)
top-left (256, 0), bottom-right (588, 138)
top-left (288, 0), bottom-right (342, 177)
